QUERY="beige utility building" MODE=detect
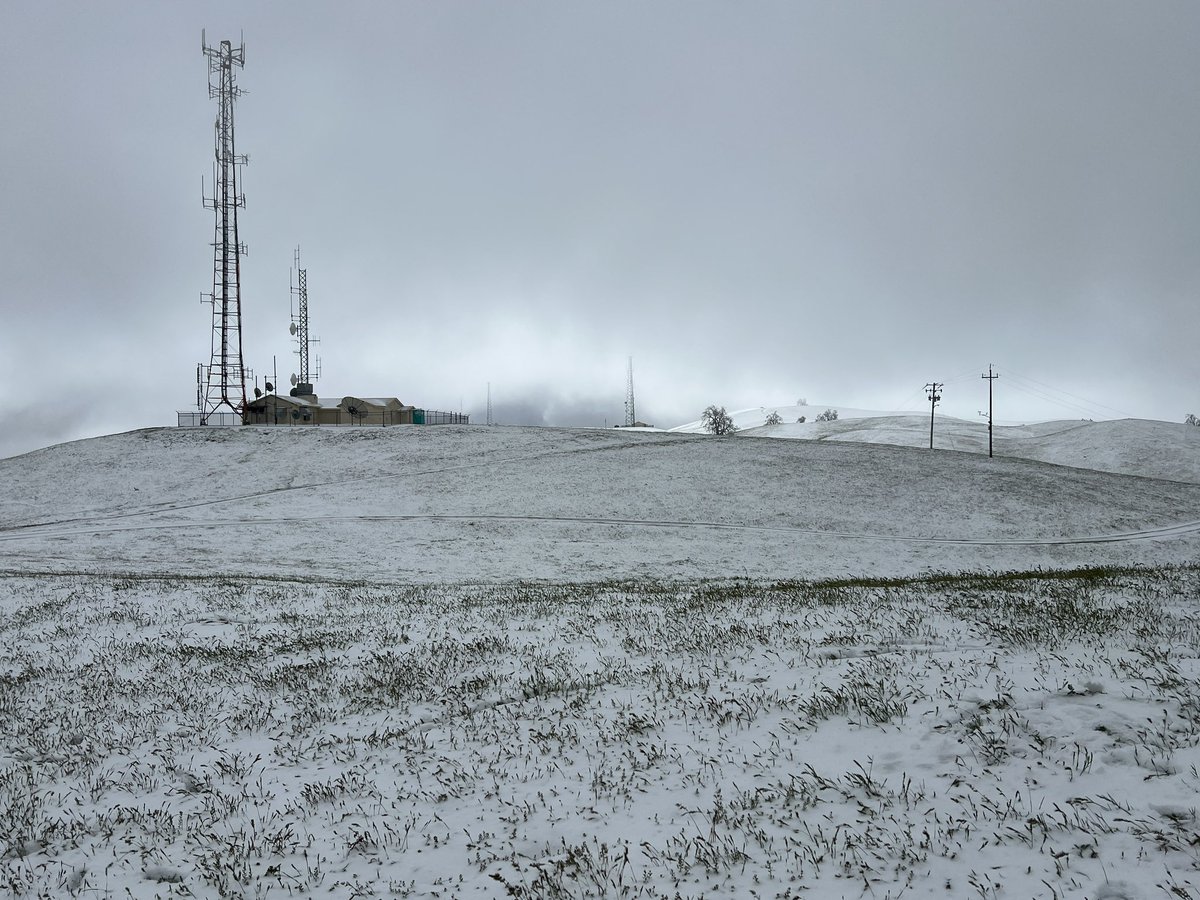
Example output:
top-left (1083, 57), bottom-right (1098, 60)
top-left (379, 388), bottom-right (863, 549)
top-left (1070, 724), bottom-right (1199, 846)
top-left (245, 394), bottom-right (417, 427)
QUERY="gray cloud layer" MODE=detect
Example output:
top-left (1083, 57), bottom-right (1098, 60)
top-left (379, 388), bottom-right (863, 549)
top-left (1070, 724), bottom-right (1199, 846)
top-left (1, 2), bottom-right (1197, 456)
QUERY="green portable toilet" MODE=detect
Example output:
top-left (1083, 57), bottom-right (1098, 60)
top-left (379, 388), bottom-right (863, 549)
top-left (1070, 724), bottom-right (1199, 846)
top-left (413, 409), bottom-right (425, 425)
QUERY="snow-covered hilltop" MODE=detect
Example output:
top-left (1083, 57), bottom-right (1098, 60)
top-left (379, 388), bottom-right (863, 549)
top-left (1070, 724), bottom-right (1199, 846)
top-left (672, 403), bottom-right (1200, 483)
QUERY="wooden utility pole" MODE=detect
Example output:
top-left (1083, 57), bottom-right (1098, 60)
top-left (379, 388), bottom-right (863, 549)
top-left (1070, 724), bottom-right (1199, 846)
top-left (981, 365), bottom-right (999, 458)
top-left (925, 383), bottom-right (943, 449)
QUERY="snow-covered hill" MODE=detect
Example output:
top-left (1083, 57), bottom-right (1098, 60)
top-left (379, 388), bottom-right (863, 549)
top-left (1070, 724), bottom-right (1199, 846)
top-left (1, 424), bottom-right (1197, 583)
top-left (674, 404), bottom-right (1200, 483)
top-left (3, 425), bottom-right (1200, 899)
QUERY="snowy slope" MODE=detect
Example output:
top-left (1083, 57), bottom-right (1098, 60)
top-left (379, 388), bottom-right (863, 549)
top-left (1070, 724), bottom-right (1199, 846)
top-left (670, 403), bottom-right (922, 433)
top-left (1, 424), bottom-right (1197, 583)
top-left (676, 403), bottom-right (1200, 483)
top-left (3, 425), bottom-right (1200, 900)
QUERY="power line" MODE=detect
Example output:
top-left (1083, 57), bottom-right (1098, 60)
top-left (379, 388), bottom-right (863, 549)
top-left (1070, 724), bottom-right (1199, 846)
top-left (887, 368), bottom-right (974, 414)
top-left (995, 365), bottom-right (1137, 419)
top-left (942, 367), bottom-right (983, 387)
top-left (1001, 378), bottom-right (1094, 418)
top-left (885, 385), bottom-right (934, 414)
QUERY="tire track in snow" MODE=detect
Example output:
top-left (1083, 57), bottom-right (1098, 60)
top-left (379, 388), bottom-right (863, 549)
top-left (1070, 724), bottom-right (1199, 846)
top-left (2, 510), bottom-right (1198, 548)
top-left (0, 433), bottom-right (693, 534)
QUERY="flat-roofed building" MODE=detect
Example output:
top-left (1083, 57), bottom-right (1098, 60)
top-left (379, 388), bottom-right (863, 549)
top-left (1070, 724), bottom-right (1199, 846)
top-left (244, 394), bottom-right (418, 426)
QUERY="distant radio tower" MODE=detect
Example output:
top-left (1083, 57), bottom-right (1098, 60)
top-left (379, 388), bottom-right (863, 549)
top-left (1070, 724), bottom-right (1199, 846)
top-left (624, 357), bottom-right (636, 427)
top-left (289, 247), bottom-right (319, 395)
top-left (486, 382), bottom-right (493, 426)
top-left (197, 32), bottom-right (249, 424)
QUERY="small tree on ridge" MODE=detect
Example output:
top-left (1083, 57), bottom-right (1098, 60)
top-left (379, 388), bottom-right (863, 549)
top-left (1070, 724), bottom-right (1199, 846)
top-left (701, 405), bottom-right (739, 435)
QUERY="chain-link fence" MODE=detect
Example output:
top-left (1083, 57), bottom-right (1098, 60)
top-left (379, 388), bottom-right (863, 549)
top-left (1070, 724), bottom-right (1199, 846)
top-left (177, 411), bottom-right (242, 427)
top-left (178, 409), bottom-right (469, 428)
top-left (414, 410), bottom-right (469, 425)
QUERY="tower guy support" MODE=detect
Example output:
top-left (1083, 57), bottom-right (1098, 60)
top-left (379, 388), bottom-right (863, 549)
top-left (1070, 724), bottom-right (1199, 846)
top-left (197, 32), bottom-right (249, 424)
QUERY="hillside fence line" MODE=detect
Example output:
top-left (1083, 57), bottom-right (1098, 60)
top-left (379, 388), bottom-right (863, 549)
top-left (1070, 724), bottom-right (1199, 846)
top-left (177, 410), bottom-right (469, 428)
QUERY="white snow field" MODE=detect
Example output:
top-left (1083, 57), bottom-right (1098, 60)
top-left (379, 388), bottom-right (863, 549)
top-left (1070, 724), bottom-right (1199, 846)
top-left (2, 424), bottom-right (1200, 899)
top-left (674, 405), bottom-right (1200, 485)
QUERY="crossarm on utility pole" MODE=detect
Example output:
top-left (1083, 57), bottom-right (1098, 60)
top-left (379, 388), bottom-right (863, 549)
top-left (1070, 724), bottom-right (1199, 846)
top-left (981, 365), bottom-right (999, 458)
top-left (925, 383), bottom-right (943, 450)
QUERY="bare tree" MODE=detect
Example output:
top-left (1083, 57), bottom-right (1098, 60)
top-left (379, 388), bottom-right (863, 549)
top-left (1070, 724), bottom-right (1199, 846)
top-left (701, 405), bottom-right (739, 435)
top-left (764, 410), bottom-right (783, 426)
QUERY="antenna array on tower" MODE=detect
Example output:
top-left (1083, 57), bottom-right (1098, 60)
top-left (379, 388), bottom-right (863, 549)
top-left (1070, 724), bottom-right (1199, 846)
top-left (289, 246), bottom-right (320, 396)
top-left (196, 33), bottom-right (250, 423)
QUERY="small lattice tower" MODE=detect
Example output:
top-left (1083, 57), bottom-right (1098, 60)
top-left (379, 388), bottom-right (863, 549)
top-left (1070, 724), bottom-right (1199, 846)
top-left (197, 32), bottom-right (249, 423)
top-left (289, 247), bottom-right (319, 395)
top-left (624, 357), bottom-right (636, 427)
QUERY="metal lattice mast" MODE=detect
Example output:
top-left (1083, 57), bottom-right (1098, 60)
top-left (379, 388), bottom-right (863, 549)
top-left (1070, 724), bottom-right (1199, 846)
top-left (289, 247), bottom-right (318, 393)
top-left (198, 33), bottom-right (249, 423)
top-left (624, 357), bottom-right (636, 427)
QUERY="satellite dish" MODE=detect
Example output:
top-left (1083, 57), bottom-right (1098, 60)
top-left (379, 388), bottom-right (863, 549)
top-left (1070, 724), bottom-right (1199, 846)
top-left (343, 396), bottom-right (369, 423)
top-left (290, 374), bottom-right (298, 386)
top-left (253, 387), bottom-right (263, 399)
top-left (289, 323), bottom-right (297, 336)
top-left (265, 381), bottom-right (274, 392)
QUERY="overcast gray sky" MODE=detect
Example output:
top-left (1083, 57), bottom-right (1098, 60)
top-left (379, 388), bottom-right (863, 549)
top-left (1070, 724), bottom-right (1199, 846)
top-left (1, 1), bottom-right (1197, 457)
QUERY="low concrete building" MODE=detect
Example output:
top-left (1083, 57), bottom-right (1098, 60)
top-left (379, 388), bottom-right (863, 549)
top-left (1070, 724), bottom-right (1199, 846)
top-left (245, 394), bottom-right (418, 427)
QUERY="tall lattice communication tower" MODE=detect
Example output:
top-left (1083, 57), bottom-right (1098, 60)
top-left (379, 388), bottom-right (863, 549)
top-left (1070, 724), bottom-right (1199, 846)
top-left (289, 247), bottom-right (319, 395)
top-left (624, 357), bottom-right (636, 427)
top-left (196, 32), bottom-right (249, 423)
